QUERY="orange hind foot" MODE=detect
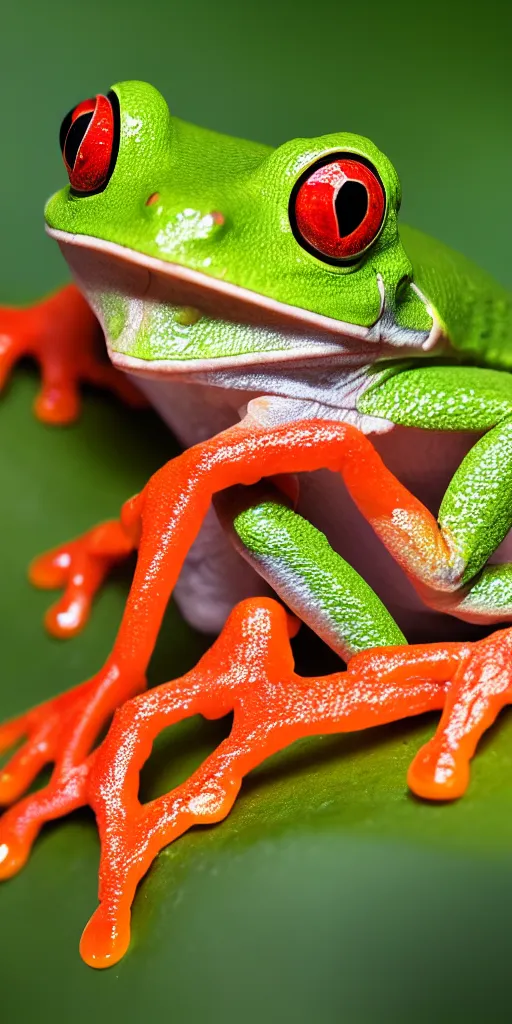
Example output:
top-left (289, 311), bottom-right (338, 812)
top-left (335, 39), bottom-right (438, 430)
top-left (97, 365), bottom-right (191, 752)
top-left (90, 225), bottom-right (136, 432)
top-left (1, 595), bottom-right (511, 967)
top-left (82, 615), bottom-right (512, 968)
top-left (80, 597), bottom-right (455, 968)
top-left (0, 284), bottom-right (146, 424)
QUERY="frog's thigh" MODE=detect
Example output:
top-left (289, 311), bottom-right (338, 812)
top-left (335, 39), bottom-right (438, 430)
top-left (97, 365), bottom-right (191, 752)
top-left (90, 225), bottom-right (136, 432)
top-left (174, 505), bottom-right (270, 633)
top-left (359, 365), bottom-right (512, 622)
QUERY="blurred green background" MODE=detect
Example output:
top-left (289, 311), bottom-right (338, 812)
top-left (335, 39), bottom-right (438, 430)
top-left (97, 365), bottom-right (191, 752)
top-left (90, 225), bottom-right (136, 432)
top-left (1, 0), bottom-right (512, 1021)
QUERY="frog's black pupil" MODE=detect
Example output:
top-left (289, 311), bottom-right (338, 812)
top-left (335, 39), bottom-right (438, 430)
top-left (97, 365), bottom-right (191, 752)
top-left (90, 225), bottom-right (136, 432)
top-left (335, 180), bottom-right (368, 238)
top-left (63, 112), bottom-right (93, 169)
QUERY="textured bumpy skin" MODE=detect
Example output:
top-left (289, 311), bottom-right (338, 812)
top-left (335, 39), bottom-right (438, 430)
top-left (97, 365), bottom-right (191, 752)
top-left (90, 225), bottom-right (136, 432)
top-left (44, 80), bottom-right (511, 373)
top-left (46, 81), bottom-right (408, 332)
top-left (2, 79), bottom-right (512, 969)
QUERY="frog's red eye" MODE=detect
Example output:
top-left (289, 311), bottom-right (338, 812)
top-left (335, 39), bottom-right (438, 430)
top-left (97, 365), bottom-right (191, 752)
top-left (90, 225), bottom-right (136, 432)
top-left (290, 155), bottom-right (386, 264)
top-left (59, 91), bottom-right (119, 195)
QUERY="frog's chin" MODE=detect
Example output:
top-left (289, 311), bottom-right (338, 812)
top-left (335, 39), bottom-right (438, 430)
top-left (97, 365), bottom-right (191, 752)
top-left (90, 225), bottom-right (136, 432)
top-left (45, 226), bottom-right (443, 377)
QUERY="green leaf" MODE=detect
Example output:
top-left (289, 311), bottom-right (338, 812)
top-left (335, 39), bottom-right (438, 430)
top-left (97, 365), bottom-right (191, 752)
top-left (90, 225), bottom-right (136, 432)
top-left (2, 370), bottom-right (512, 1022)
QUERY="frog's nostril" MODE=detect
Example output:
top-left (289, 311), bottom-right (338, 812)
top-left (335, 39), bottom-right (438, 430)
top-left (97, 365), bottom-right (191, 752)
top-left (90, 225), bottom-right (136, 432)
top-left (146, 192), bottom-right (160, 206)
top-left (210, 211), bottom-right (225, 226)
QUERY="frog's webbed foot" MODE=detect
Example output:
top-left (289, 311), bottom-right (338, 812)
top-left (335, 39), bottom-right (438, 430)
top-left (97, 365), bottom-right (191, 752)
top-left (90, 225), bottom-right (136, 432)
top-left (0, 494), bottom-right (144, 873)
top-left (0, 659), bottom-right (147, 880)
top-left (0, 590), bottom-right (476, 968)
top-left (408, 628), bottom-right (512, 799)
top-left (80, 597), bottom-right (453, 969)
top-left (29, 519), bottom-right (137, 638)
top-left (0, 284), bottom-right (146, 424)
top-left (0, 678), bottom-right (98, 875)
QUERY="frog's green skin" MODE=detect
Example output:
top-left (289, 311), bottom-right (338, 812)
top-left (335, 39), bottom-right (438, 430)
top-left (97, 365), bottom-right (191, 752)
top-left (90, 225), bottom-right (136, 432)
top-left (45, 80), bottom-right (512, 650)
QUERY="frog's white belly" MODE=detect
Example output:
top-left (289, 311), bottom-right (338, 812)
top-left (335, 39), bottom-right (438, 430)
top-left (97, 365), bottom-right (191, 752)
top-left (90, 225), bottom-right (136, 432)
top-left (133, 374), bottom-right (512, 644)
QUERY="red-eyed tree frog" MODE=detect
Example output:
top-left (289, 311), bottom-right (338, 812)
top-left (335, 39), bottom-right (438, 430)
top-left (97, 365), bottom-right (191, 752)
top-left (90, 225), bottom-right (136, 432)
top-left (1, 80), bottom-right (512, 967)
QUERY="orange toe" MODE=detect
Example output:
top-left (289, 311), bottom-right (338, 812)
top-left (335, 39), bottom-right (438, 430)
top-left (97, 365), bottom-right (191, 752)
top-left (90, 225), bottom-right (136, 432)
top-left (408, 741), bottom-right (470, 801)
top-left (80, 902), bottom-right (132, 969)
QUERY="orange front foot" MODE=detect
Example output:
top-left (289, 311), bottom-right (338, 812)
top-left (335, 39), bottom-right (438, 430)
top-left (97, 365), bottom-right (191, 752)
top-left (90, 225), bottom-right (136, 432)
top-left (0, 284), bottom-right (146, 424)
top-left (80, 597), bottom-right (459, 969)
top-left (0, 679), bottom-right (97, 876)
top-left (29, 518), bottom-right (137, 637)
top-left (0, 663), bottom-right (146, 879)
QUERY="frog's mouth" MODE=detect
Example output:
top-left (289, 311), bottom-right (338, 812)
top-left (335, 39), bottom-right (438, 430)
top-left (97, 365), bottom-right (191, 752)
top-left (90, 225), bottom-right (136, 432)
top-left (46, 227), bottom-right (443, 376)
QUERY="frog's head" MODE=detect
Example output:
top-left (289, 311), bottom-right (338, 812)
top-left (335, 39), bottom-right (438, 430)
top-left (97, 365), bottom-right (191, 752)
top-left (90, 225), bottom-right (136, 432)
top-left (45, 80), bottom-right (440, 377)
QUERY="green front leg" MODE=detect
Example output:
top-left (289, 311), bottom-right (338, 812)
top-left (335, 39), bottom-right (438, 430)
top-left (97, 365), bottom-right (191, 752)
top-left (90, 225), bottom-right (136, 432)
top-left (359, 364), bottom-right (512, 622)
top-left (214, 484), bottom-right (405, 662)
